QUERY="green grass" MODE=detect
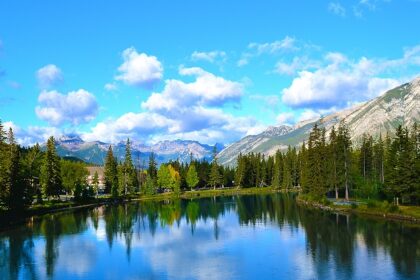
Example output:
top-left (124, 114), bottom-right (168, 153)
top-left (298, 195), bottom-right (420, 222)
top-left (138, 187), bottom-right (283, 201)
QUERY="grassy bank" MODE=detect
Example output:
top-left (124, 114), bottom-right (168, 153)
top-left (296, 194), bottom-right (420, 223)
top-left (138, 186), bottom-right (284, 201)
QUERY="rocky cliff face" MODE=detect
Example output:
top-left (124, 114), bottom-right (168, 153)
top-left (218, 77), bottom-right (420, 166)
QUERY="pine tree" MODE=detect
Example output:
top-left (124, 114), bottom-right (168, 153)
top-left (92, 171), bottom-right (99, 196)
top-left (23, 143), bottom-right (43, 202)
top-left (209, 147), bottom-right (222, 189)
top-left (148, 152), bottom-right (158, 181)
top-left (272, 150), bottom-right (283, 189)
top-left (40, 136), bottom-right (62, 199)
top-left (121, 138), bottom-right (137, 195)
top-left (307, 123), bottom-right (326, 197)
top-left (373, 134), bottom-right (385, 184)
top-left (359, 133), bottom-right (374, 182)
top-left (337, 121), bottom-right (352, 200)
top-left (235, 153), bottom-right (245, 188)
top-left (104, 145), bottom-right (118, 196)
top-left (282, 147), bottom-right (293, 189)
top-left (327, 126), bottom-right (340, 199)
top-left (5, 128), bottom-right (27, 210)
top-left (209, 161), bottom-right (222, 189)
top-left (186, 164), bottom-right (199, 191)
top-left (143, 175), bottom-right (156, 195)
top-left (410, 123), bottom-right (420, 204)
top-left (0, 120), bottom-right (7, 206)
top-left (299, 142), bottom-right (309, 192)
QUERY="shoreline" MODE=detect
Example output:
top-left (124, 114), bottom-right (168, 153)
top-left (296, 196), bottom-right (420, 224)
top-left (0, 187), bottom-right (283, 232)
top-left (1, 188), bottom-right (419, 232)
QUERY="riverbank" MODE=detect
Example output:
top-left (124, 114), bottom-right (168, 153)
top-left (0, 187), bottom-right (283, 231)
top-left (296, 195), bottom-right (420, 224)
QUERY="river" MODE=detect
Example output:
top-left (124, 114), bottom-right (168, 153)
top-left (0, 193), bottom-right (419, 279)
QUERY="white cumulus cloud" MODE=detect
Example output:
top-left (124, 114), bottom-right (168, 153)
top-left (115, 47), bottom-right (163, 88)
top-left (36, 64), bottom-right (63, 89)
top-left (35, 89), bottom-right (98, 126)
top-left (281, 53), bottom-right (400, 109)
top-left (142, 66), bottom-right (243, 111)
top-left (191, 50), bottom-right (226, 63)
top-left (83, 67), bottom-right (261, 145)
top-left (82, 112), bottom-right (175, 143)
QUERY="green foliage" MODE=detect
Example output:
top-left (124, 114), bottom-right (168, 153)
top-left (60, 159), bottom-right (88, 195)
top-left (143, 175), bottom-right (156, 195)
top-left (104, 146), bottom-right (118, 197)
top-left (186, 164), bottom-right (199, 190)
top-left (74, 180), bottom-right (94, 202)
top-left (367, 200), bottom-right (378, 209)
top-left (40, 137), bottom-right (62, 198)
top-left (157, 164), bottom-right (181, 194)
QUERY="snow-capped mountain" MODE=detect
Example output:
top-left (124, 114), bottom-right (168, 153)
top-left (52, 138), bottom-right (223, 167)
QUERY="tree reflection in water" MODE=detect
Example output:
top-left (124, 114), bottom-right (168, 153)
top-left (0, 194), bottom-right (419, 279)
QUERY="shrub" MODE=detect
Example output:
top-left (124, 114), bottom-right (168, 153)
top-left (351, 203), bottom-right (358, 209)
top-left (381, 201), bottom-right (389, 210)
top-left (388, 204), bottom-right (399, 213)
top-left (320, 197), bottom-right (332, 206)
top-left (367, 200), bottom-right (377, 208)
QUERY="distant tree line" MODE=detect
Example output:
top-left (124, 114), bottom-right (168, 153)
top-left (1, 118), bottom-right (419, 212)
top-left (104, 146), bottom-right (235, 197)
top-left (234, 121), bottom-right (419, 205)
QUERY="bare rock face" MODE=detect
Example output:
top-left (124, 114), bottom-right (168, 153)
top-left (218, 77), bottom-right (420, 166)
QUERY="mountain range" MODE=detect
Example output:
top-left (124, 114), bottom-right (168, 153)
top-left (52, 77), bottom-right (419, 167)
top-left (217, 76), bottom-right (420, 166)
top-left (53, 135), bottom-right (223, 167)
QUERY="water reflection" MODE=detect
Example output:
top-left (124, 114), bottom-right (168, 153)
top-left (0, 194), bottom-right (419, 279)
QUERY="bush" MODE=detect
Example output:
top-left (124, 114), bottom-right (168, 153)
top-left (367, 200), bottom-right (378, 208)
top-left (388, 204), bottom-right (399, 213)
top-left (381, 201), bottom-right (389, 210)
top-left (351, 203), bottom-right (358, 209)
top-left (320, 197), bottom-right (332, 206)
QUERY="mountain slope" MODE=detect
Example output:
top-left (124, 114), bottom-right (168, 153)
top-left (218, 76), bottom-right (420, 166)
top-left (52, 136), bottom-right (222, 167)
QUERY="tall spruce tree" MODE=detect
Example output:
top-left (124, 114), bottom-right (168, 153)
top-left (104, 145), bottom-right (118, 196)
top-left (337, 121), bottom-right (352, 200)
top-left (121, 139), bottom-right (137, 195)
top-left (5, 128), bottom-right (27, 210)
top-left (328, 126), bottom-right (340, 199)
top-left (235, 153), bottom-right (246, 188)
top-left (272, 150), bottom-right (283, 188)
top-left (41, 136), bottom-right (62, 199)
top-left (0, 120), bottom-right (7, 206)
top-left (209, 147), bottom-right (222, 189)
top-left (307, 123), bottom-right (327, 197)
top-left (373, 134), bottom-right (385, 184)
top-left (299, 142), bottom-right (309, 192)
top-left (148, 152), bottom-right (158, 181)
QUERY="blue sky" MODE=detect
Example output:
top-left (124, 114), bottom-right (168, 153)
top-left (0, 0), bottom-right (419, 145)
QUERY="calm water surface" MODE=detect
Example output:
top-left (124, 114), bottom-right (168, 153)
top-left (0, 194), bottom-right (419, 280)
